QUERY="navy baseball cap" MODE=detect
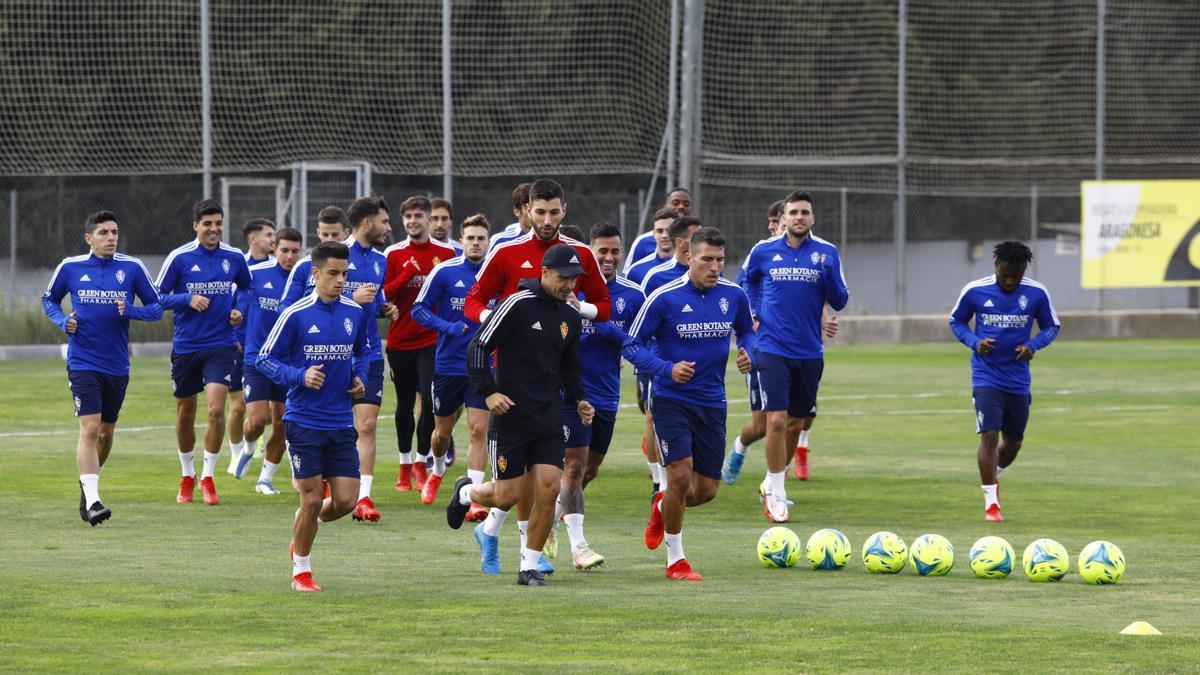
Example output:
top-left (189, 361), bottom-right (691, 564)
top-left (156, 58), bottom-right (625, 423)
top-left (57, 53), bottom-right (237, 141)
top-left (542, 243), bottom-right (586, 277)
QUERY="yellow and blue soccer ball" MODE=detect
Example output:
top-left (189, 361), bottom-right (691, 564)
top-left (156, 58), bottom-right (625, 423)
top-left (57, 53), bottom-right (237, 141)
top-left (1023, 538), bottom-right (1070, 582)
top-left (805, 528), bottom-right (852, 570)
top-left (861, 531), bottom-right (908, 574)
top-left (969, 536), bottom-right (1015, 579)
top-left (1078, 540), bottom-right (1125, 584)
top-left (910, 534), bottom-right (954, 576)
top-left (757, 526), bottom-right (802, 568)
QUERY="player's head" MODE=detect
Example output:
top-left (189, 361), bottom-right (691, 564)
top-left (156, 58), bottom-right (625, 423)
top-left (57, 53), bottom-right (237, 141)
top-left (84, 210), bottom-right (119, 257)
top-left (780, 191), bottom-right (815, 240)
top-left (399, 195), bottom-right (430, 242)
top-left (512, 182), bottom-right (532, 226)
top-left (670, 216), bottom-right (702, 261)
top-left (243, 218), bottom-right (275, 255)
top-left (767, 199), bottom-right (785, 236)
top-left (540, 243), bottom-right (583, 301)
top-left (993, 241), bottom-right (1033, 293)
top-left (687, 227), bottom-right (727, 290)
top-left (558, 224), bottom-right (585, 242)
top-left (348, 196), bottom-right (391, 247)
top-left (652, 208), bottom-right (680, 256)
top-left (526, 179), bottom-right (566, 241)
top-left (589, 222), bottom-right (622, 281)
top-left (273, 226), bottom-right (303, 271)
top-left (664, 187), bottom-right (693, 216)
top-left (310, 240), bottom-right (350, 300)
top-left (317, 206), bottom-right (349, 243)
top-left (460, 213), bottom-right (490, 263)
top-left (430, 197), bottom-right (453, 242)
top-left (191, 199), bottom-right (224, 249)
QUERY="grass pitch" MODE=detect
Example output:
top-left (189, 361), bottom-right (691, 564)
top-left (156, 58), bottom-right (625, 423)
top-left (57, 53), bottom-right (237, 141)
top-left (1, 339), bottom-right (1198, 672)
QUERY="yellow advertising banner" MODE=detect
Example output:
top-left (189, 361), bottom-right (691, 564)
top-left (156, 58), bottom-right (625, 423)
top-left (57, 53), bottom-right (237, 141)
top-left (1081, 181), bottom-right (1200, 288)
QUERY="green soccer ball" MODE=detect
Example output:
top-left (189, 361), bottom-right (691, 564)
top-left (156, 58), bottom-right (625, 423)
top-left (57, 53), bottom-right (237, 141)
top-left (910, 534), bottom-right (955, 576)
top-left (861, 531), bottom-right (908, 574)
top-left (805, 528), bottom-right (852, 570)
top-left (969, 536), bottom-right (1015, 579)
top-left (757, 526), bottom-right (802, 568)
top-left (1078, 540), bottom-right (1125, 584)
top-left (1023, 538), bottom-right (1070, 582)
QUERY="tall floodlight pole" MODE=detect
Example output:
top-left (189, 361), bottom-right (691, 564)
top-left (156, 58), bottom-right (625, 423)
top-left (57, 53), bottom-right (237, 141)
top-left (895, 0), bottom-right (908, 315)
top-left (665, 0), bottom-right (680, 194)
top-left (200, 0), bottom-right (213, 199)
top-left (442, 0), bottom-right (453, 202)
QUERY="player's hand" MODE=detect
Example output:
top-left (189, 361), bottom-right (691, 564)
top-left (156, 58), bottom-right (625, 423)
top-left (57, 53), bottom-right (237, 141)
top-left (671, 360), bottom-right (696, 384)
top-left (66, 311), bottom-right (77, 334)
top-left (229, 309), bottom-right (243, 326)
top-left (189, 295), bottom-right (210, 311)
top-left (736, 347), bottom-right (752, 374)
top-left (486, 392), bottom-right (515, 416)
top-left (353, 284), bottom-right (378, 306)
top-left (577, 400), bottom-right (595, 426)
top-left (976, 338), bottom-right (996, 356)
top-left (565, 295), bottom-right (581, 311)
top-left (347, 376), bottom-right (365, 398)
top-left (752, 318), bottom-right (760, 332)
top-left (304, 364), bottom-right (326, 390)
top-left (116, 299), bottom-right (126, 315)
top-left (1015, 344), bottom-right (1035, 362)
top-left (381, 302), bottom-right (399, 321)
top-left (823, 314), bottom-right (839, 338)
top-left (235, 342), bottom-right (243, 354)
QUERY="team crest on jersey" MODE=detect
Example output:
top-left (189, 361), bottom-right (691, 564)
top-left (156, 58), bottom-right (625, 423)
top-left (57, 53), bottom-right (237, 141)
top-left (810, 252), bottom-right (820, 265)
top-left (616, 297), bottom-right (626, 315)
top-left (344, 318), bottom-right (353, 335)
top-left (497, 456), bottom-right (508, 473)
top-left (222, 258), bottom-right (231, 274)
top-left (1018, 294), bottom-right (1028, 310)
top-left (374, 261), bottom-right (381, 277)
top-left (560, 321), bottom-right (569, 339)
top-left (116, 270), bottom-right (126, 284)
top-left (719, 297), bottom-right (729, 315)
top-left (432, 257), bottom-right (441, 266)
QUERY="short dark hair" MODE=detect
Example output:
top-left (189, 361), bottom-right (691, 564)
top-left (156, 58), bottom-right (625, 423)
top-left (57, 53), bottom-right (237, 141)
top-left (243, 217), bottom-right (274, 238)
top-left (782, 191), bottom-right (814, 208)
top-left (399, 195), bottom-right (430, 214)
top-left (512, 183), bottom-right (532, 210)
top-left (318, 206), bottom-right (347, 226)
top-left (652, 208), bottom-right (680, 224)
top-left (669, 216), bottom-right (701, 243)
top-left (691, 226), bottom-right (726, 250)
top-left (559, 224), bottom-right (585, 242)
top-left (84, 210), bottom-right (118, 234)
top-left (348, 196), bottom-right (389, 229)
top-left (275, 226), bottom-right (302, 244)
top-left (528, 178), bottom-right (564, 204)
top-left (666, 186), bottom-right (692, 198)
top-left (431, 197), bottom-right (452, 218)
top-left (768, 200), bottom-right (785, 219)
top-left (590, 222), bottom-right (621, 242)
top-left (993, 241), bottom-right (1033, 269)
top-left (311, 241), bottom-right (349, 268)
top-left (460, 213), bottom-right (490, 234)
top-left (192, 198), bottom-right (223, 223)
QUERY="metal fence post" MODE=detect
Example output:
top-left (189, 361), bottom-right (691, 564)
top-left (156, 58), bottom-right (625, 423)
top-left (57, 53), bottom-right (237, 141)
top-left (8, 190), bottom-right (16, 296)
top-left (665, 0), bottom-right (680, 193)
top-left (895, 0), bottom-right (908, 315)
top-left (200, 0), bottom-right (213, 200)
top-left (1029, 185), bottom-right (1039, 278)
top-left (441, 0), bottom-right (453, 202)
top-left (840, 187), bottom-right (848, 252)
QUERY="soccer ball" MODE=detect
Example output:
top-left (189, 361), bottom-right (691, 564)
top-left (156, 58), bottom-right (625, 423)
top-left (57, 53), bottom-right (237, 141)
top-left (910, 534), bottom-right (954, 576)
top-left (969, 536), bottom-right (1015, 579)
top-left (1078, 540), bottom-right (1125, 585)
top-left (757, 527), bottom-right (802, 568)
top-left (1023, 538), bottom-right (1070, 582)
top-left (861, 531), bottom-right (908, 574)
top-left (805, 528), bottom-right (852, 570)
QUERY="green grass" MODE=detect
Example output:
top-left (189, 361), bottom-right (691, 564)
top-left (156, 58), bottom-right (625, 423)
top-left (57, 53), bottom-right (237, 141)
top-left (1, 340), bottom-right (1198, 672)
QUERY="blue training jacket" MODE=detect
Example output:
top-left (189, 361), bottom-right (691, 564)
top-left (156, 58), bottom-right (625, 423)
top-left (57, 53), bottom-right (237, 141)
top-left (257, 293), bottom-right (371, 430)
top-left (242, 259), bottom-right (293, 362)
top-left (622, 230), bottom-right (657, 275)
top-left (949, 274), bottom-right (1060, 395)
top-left (640, 258), bottom-right (689, 296)
top-left (626, 251), bottom-right (670, 286)
top-left (411, 255), bottom-right (487, 377)
top-left (155, 240), bottom-right (252, 354)
top-left (577, 275), bottom-right (645, 412)
top-left (43, 252), bottom-right (163, 376)
top-left (234, 251), bottom-right (272, 348)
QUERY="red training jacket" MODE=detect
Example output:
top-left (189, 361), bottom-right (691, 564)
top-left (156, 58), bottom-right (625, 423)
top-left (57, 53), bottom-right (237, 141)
top-left (383, 238), bottom-right (459, 351)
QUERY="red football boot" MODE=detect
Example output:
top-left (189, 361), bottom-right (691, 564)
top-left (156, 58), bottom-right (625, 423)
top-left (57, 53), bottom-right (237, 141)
top-left (200, 476), bottom-right (220, 505)
top-left (644, 491), bottom-right (665, 550)
top-left (794, 445), bottom-right (810, 481)
top-left (985, 503), bottom-right (1005, 522)
top-left (420, 473), bottom-right (444, 505)
top-left (412, 462), bottom-right (429, 491)
top-left (352, 496), bottom-right (381, 523)
top-left (291, 571), bottom-right (323, 592)
top-left (396, 464), bottom-right (413, 491)
top-left (177, 475), bottom-right (196, 503)
top-left (666, 559), bottom-right (702, 581)
top-left (465, 503), bottom-right (489, 522)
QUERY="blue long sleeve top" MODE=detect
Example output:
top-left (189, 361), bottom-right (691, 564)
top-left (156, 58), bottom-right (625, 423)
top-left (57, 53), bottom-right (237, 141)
top-left (155, 240), bottom-right (252, 354)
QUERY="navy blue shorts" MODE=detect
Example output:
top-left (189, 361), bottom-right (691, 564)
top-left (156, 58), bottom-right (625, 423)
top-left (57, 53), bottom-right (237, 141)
top-left (491, 431), bottom-right (564, 481)
top-left (746, 368), bottom-right (766, 412)
top-left (563, 405), bottom-right (618, 455)
top-left (242, 361), bottom-right (288, 404)
top-left (652, 397), bottom-right (726, 480)
top-left (230, 349), bottom-right (244, 391)
top-left (431, 373), bottom-right (487, 416)
top-left (636, 372), bottom-right (654, 414)
top-left (973, 387), bottom-right (1031, 441)
top-left (68, 370), bottom-right (129, 423)
top-left (756, 351), bottom-right (823, 418)
top-left (285, 423), bottom-right (360, 479)
top-left (353, 359), bottom-right (385, 406)
top-left (171, 347), bottom-right (237, 398)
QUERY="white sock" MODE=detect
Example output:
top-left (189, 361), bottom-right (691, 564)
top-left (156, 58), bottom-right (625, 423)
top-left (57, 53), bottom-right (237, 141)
top-left (564, 513), bottom-right (586, 550)
top-left (982, 484), bottom-right (999, 508)
top-left (230, 439), bottom-right (247, 457)
top-left (996, 465), bottom-right (1005, 478)
top-left (647, 461), bottom-right (662, 485)
top-left (769, 470), bottom-right (786, 500)
top-left (483, 508), bottom-right (507, 537)
top-left (458, 482), bottom-right (474, 506)
top-left (733, 437), bottom-right (749, 456)
top-left (416, 452), bottom-right (430, 466)
top-left (359, 474), bottom-right (373, 501)
top-left (665, 530), bottom-right (685, 566)
top-left (80, 473), bottom-right (100, 505)
top-left (201, 451), bottom-right (220, 479)
top-left (798, 429), bottom-right (811, 447)
top-left (554, 498), bottom-right (564, 522)
top-left (293, 553), bottom-right (312, 576)
top-left (467, 469), bottom-right (484, 485)
top-left (433, 454), bottom-right (447, 476)
top-left (259, 460), bottom-right (279, 482)
top-left (399, 452), bottom-right (413, 465)
top-left (179, 451), bottom-right (195, 478)
top-left (518, 520), bottom-right (529, 552)
top-left (520, 547), bottom-right (541, 572)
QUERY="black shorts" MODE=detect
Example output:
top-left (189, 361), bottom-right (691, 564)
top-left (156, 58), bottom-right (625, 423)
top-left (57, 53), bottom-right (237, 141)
top-left (756, 351), bottom-right (823, 419)
top-left (562, 405), bottom-right (618, 456)
top-left (68, 370), bottom-right (129, 423)
top-left (354, 358), bottom-right (386, 406)
top-left (490, 430), bottom-right (564, 481)
top-left (170, 347), bottom-right (237, 398)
